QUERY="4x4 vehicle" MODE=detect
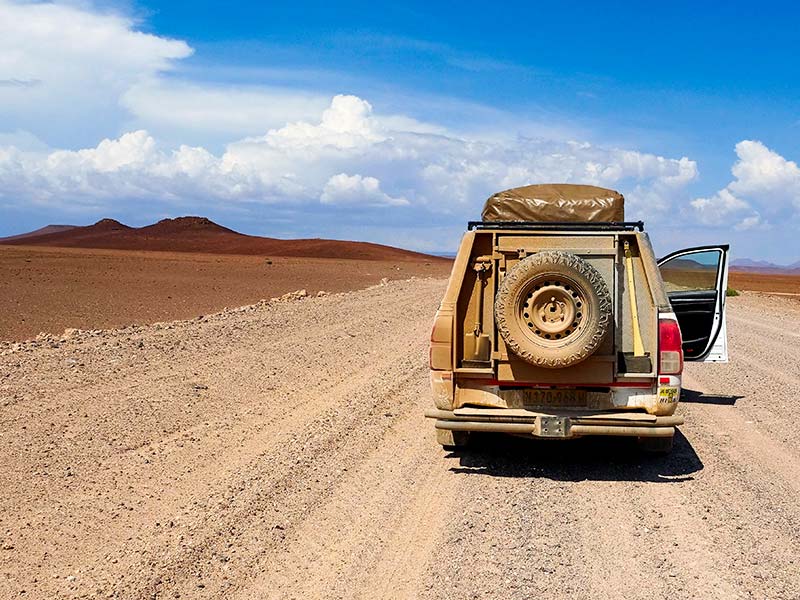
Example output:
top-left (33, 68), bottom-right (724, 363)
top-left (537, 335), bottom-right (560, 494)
top-left (426, 184), bottom-right (729, 452)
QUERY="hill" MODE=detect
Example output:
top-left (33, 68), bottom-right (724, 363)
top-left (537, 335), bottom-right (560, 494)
top-left (0, 224), bottom-right (77, 242)
top-left (731, 258), bottom-right (800, 274)
top-left (0, 217), bottom-right (446, 262)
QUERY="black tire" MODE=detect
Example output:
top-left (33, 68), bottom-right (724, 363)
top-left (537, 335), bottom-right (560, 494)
top-left (494, 250), bottom-right (612, 368)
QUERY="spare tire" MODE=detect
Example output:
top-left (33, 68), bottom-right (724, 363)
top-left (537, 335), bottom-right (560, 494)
top-left (495, 251), bottom-right (611, 368)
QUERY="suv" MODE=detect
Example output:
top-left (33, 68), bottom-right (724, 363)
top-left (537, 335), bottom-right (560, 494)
top-left (426, 184), bottom-right (729, 452)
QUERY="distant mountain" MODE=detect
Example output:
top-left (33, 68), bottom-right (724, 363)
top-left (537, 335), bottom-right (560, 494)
top-left (0, 224), bottom-right (77, 242)
top-left (138, 216), bottom-right (237, 236)
top-left (731, 258), bottom-right (800, 274)
top-left (732, 258), bottom-right (779, 269)
top-left (662, 257), bottom-right (715, 271)
top-left (91, 218), bottom-right (132, 232)
top-left (0, 216), bottom-right (448, 262)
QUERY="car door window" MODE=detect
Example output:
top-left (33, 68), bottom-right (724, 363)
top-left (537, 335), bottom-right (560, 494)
top-left (659, 250), bottom-right (721, 294)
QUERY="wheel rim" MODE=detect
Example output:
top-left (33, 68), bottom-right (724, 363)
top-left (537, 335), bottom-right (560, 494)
top-left (520, 278), bottom-right (586, 342)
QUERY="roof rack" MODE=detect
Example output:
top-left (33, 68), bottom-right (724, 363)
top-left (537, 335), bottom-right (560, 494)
top-left (467, 220), bottom-right (644, 232)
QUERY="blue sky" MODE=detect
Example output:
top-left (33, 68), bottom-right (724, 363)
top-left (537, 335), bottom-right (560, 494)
top-left (1, 0), bottom-right (799, 262)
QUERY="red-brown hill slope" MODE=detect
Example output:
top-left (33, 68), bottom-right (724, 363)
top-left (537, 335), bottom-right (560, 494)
top-left (0, 224), bottom-right (77, 242)
top-left (1, 217), bottom-right (446, 262)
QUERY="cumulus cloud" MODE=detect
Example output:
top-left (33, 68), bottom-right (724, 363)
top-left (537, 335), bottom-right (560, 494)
top-left (0, 94), bottom-right (698, 220)
top-left (729, 141), bottom-right (800, 206)
top-left (0, 1), bottom-right (191, 76)
top-left (120, 79), bottom-right (331, 145)
top-left (321, 174), bottom-right (409, 206)
top-left (0, 0), bottom-right (192, 146)
top-left (0, 0), bottom-right (366, 150)
top-left (689, 189), bottom-right (751, 224)
top-left (734, 214), bottom-right (770, 231)
top-left (687, 140), bottom-right (800, 228)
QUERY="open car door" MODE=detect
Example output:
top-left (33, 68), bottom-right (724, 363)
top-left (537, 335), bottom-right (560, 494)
top-left (658, 245), bottom-right (730, 363)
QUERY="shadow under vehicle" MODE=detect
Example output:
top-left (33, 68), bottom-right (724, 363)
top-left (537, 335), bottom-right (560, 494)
top-left (447, 429), bottom-right (703, 483)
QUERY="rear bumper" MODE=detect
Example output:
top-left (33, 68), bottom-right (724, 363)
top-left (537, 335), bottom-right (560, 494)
top-left (425, 407), bottom-right (683, 439)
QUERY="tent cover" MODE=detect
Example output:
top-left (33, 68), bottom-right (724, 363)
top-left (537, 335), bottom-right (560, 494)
top-left (481, 183), bottom-right (625, 223)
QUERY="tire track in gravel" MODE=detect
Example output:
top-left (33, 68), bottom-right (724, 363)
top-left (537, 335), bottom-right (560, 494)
top-left (418, 434), bottom-right (743, 600)
top-left (419, 444), bottom-right (591, 600)
top-left (569, 473), bottom-right (742, 600)
top-left (365, 464), bottom-right (454, 600)
top-left (235, 365), bottom-right (458, 600)
top-left (0, 279), bottom-right (450, 599)
top-left (2, 283), bottom-right (800, 600)
top-left (683, 372), bottom-right (800, 496)
top-left (668, 414), bottom-right (800, 598)
top-left (139, 355), bottom-right (439, 599)
top-left (673, 294), bottom-right (800, 598)
top-left (683, 294), bottom-right (800, 450)
top-left (727, 313), bottom-right (800, 340)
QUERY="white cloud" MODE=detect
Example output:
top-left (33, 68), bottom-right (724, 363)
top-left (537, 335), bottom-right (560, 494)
top-left (0, 94), bottom-right (697, 222)
top-left (321, 174), bottom-right (409, 206)
top-left (0, 1), bottom-right (455, 155)
top-left (0, 0), bottom-right (192, 146)
top-left (687, 140), bottom-right (800, 228)
top-left (260, 95), bottom-right (383, 150)
top-left (689, 188), bottom-right (752, 225)
top-left (49, 130), bottom-right (157, 173)
top-left (729, 140), bottom-right (800, 208)
top-left (120, 79), bottom-right (331, 144)
top-left (0, 2), bottom-right (190, 77)
top-left (734, 214), bottom-right (770, 231)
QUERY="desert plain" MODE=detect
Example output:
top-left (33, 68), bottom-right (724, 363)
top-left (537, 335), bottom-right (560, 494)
top-left (1, 235), bottom-right (799, 599)
top-left (0, 245), bottom-right (450, 341)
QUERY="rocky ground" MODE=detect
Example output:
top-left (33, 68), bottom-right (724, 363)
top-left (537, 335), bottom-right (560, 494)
top-left (1, 281), bottom-right (798, 599)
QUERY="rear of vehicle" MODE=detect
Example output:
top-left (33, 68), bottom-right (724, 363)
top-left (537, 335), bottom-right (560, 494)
top-left (426, 184), bottom-right (729, 452)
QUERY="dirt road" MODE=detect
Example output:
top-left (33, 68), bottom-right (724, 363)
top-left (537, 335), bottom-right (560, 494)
top-left (1, 280), bottom-right (798, 599)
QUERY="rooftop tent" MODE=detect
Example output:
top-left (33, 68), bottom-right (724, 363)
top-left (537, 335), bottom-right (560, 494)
top-left (481, 183), bottom-right (625, 223)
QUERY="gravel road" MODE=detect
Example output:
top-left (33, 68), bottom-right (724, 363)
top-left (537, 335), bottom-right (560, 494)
top-left (1, 280), bottom-right (798, 599)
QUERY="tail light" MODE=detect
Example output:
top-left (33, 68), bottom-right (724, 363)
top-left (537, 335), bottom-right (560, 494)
top-left (429, 310), bottom-right (453, 370)
top-left (658, 318), bottom-right (683, 375)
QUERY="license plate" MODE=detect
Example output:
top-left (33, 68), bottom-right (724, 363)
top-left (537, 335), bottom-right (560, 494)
top-left (658, 387), bottom-right (679, 404)
top-left (523, 389), bottom-right (588, 408)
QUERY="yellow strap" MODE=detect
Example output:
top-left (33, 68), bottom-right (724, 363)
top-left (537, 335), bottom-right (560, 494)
top-left (624, 241), bottom-right (645, 357)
